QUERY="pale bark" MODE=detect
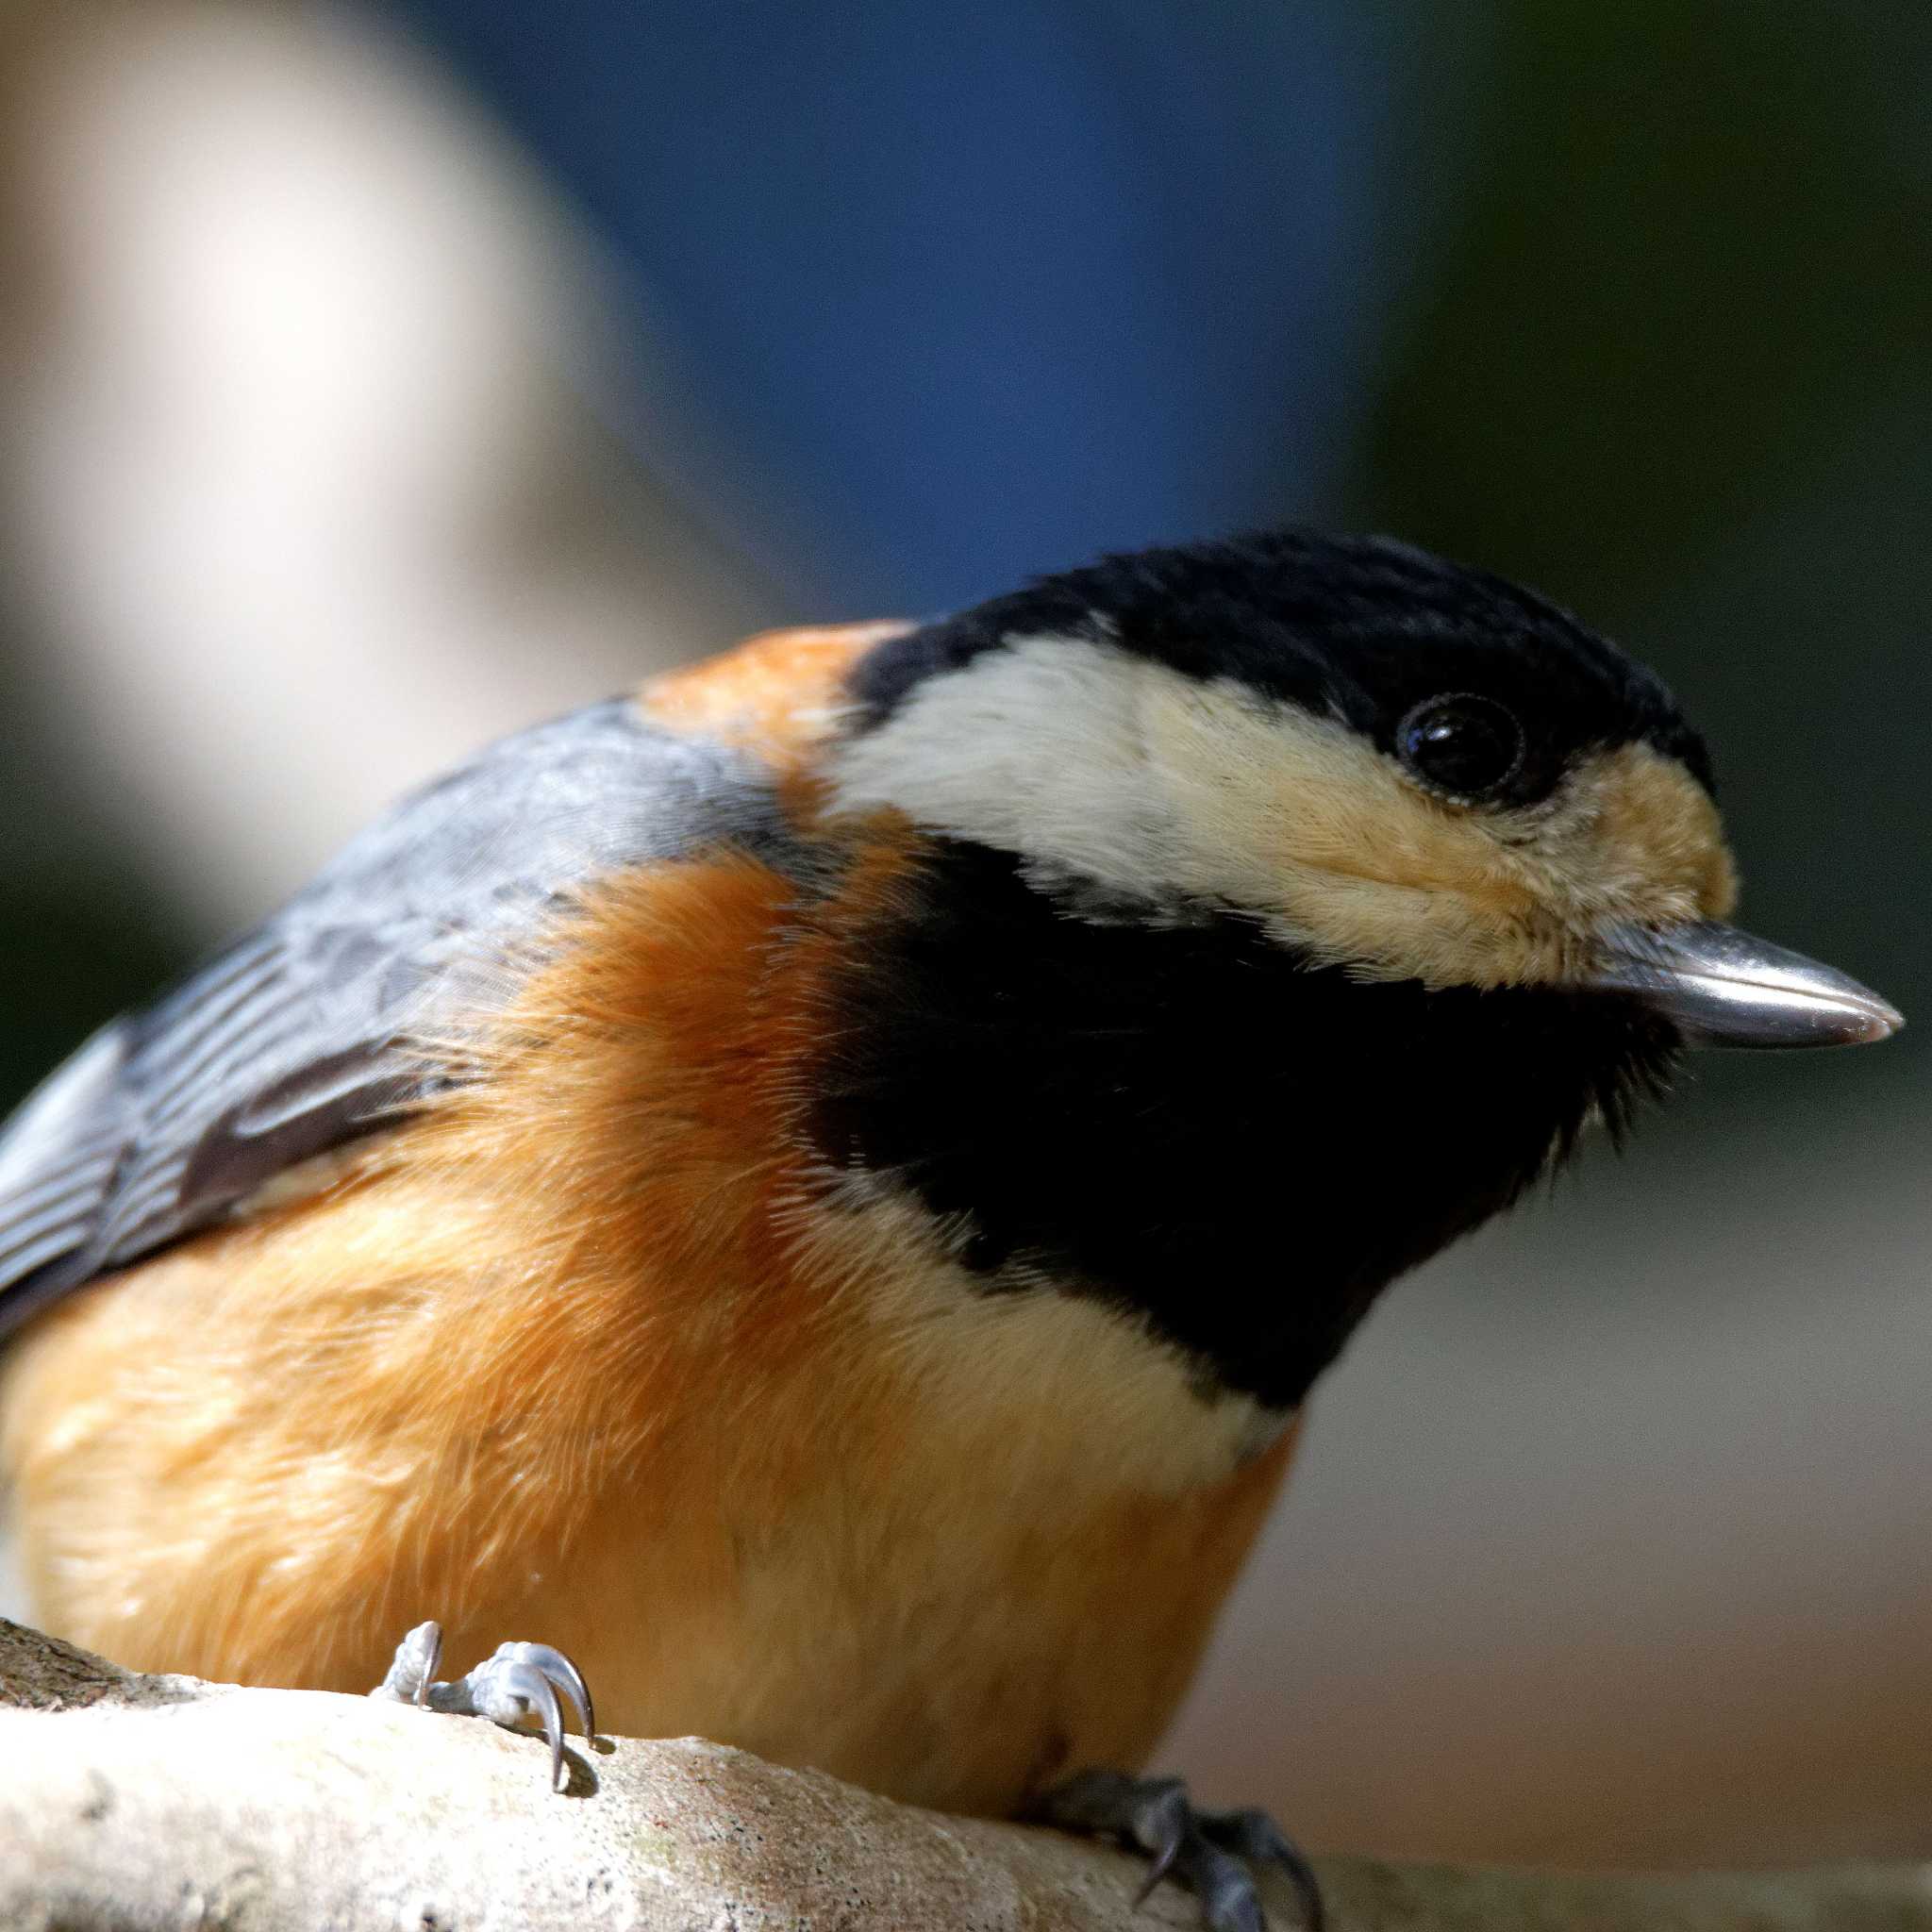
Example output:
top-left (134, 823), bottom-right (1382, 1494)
top-left (3, 1618), bottom-right (1927, 1931)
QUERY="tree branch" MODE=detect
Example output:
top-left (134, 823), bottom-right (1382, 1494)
top-left (3, 1618), bottom-right (1926, 1930)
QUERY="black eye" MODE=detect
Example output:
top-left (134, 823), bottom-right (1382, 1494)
top-left (1395, 692), bottom-right (1525, 801)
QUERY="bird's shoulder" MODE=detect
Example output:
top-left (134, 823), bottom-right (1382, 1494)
top-left (0, 625), bottom-right (900, 1336)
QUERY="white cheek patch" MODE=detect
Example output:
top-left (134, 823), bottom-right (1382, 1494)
top-left (825, 632), bottom-right (1392, 927)
top-left (826, 633), bottom-right (1257, 911)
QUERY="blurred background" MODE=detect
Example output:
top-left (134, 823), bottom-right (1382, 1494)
top-left (0, 0), bottom-right (1926, 1871)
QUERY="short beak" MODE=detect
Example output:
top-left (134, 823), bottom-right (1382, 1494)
top-left (1586, 921), bottom-right (1904, 1049)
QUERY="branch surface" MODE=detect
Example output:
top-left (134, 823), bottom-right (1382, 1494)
top-left (3, 1619), bottom-right (1926, 1931)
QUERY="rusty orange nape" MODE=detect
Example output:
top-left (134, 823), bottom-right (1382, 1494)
top-left (639, 621), bottom-right (915, 774)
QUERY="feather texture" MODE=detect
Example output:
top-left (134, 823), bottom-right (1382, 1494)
top-left (0, 698), bottom-right (812, 1334)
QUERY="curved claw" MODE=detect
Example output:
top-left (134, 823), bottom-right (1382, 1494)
top-left (1131, 1783), bottom-right (1191, 1906)
top-left (411, 1622), bottom-right (442, 1707)
top-left (516, 1663), bottom-right (567, 1794)
top-left (1027, 1768), bottom-right (1322, 1932)
top-left (1205, 1808), bottom-right (1326, 1932)
top-left (498, 1641), bottom-right (595, 1742)
top-left (465, 1657), bottom-right (568, 1791)
top-left (389, 1632), bottom-right (595, 1792)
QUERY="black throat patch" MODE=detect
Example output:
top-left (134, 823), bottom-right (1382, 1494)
top-left (805, 840), bottom-right (1679, 1412)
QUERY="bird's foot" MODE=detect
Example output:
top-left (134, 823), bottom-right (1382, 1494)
top-left (371, 1619), bottom-right (595, 1790)
top-left (1025, 1769), bottom-right (1323, 1932)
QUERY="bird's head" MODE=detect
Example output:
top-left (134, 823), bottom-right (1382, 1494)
top-left (830, 529), bottom-right (1896, 1048)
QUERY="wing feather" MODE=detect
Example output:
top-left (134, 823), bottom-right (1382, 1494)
top-left (0, 697), bottom-right (811, 1336)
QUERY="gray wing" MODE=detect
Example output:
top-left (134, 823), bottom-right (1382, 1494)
top-left (0, 697), bottom-right (812, 1338)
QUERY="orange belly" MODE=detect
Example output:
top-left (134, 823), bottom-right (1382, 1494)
top-left (2, 1195), bottom-right (1293, 1815)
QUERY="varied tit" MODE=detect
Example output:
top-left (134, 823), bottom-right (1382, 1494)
top-left (0, 530), bottom-right (1899, 1931)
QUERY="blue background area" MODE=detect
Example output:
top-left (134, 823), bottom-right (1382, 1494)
top-left (375, 2), bottom-right (1408, 611)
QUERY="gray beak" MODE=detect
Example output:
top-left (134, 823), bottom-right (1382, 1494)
top-left (1587, 922), bottom-right (1904, 1049)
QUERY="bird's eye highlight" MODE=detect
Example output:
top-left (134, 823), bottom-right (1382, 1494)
top-left (1395, 693), bottom-right (1525, 802)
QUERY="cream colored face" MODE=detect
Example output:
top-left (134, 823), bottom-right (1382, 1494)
top-left (827, 633), bottom-right (1738, 991)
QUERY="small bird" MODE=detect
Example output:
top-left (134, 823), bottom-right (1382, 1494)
top-left (0, 530), bottom-right (1899, 1929)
